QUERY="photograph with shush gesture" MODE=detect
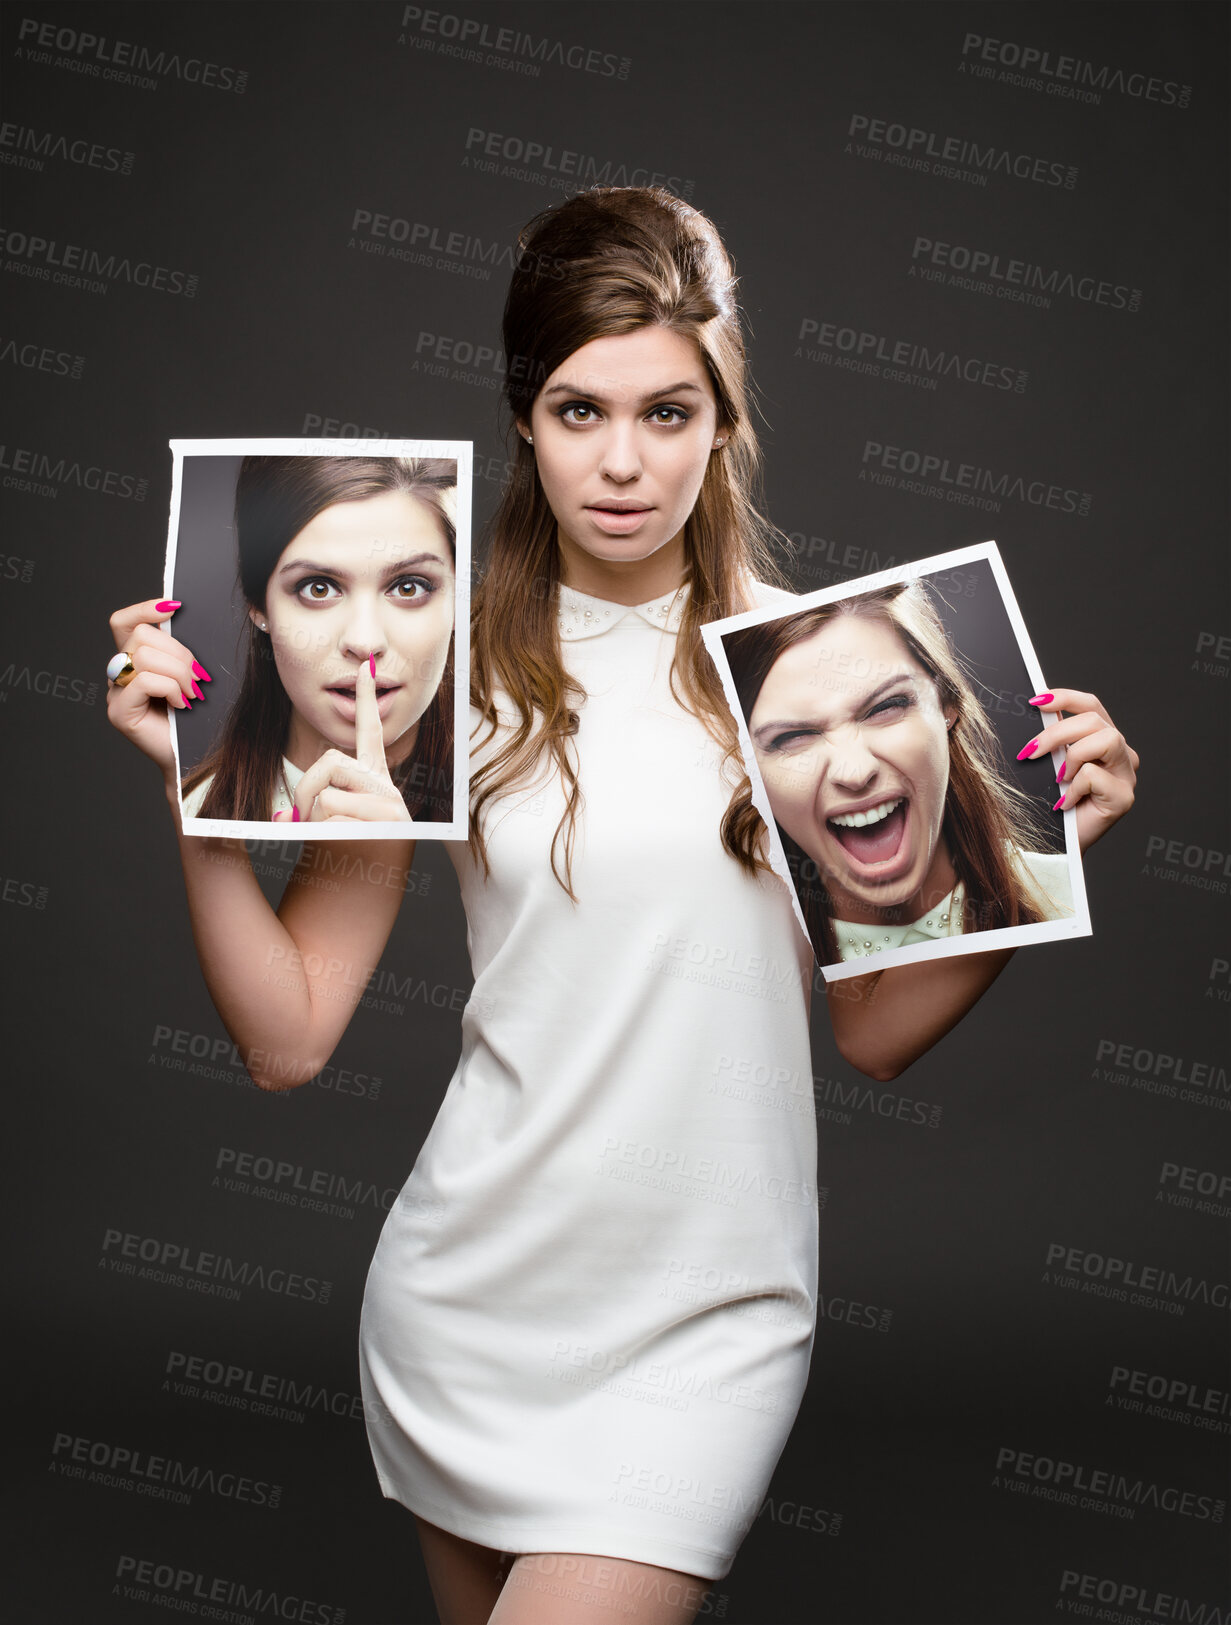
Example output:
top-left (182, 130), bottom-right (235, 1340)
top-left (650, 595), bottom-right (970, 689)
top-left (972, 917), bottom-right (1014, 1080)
top-left (114, 439), bottom-right (472, 840)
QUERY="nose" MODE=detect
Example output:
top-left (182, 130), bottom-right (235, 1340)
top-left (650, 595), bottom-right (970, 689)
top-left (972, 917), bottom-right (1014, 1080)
top-left (597, 416), bottom-right (643, 483)
top-left (824, 724), bottom-right (881, 795)
top-left (338, 593), bottom-right (389, 664)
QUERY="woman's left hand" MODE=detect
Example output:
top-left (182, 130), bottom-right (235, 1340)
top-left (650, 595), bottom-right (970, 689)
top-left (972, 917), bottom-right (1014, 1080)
top-left (273, 656), bottom-right (413, 824)
top-left (1020, 688), bottom-right (1139, 853)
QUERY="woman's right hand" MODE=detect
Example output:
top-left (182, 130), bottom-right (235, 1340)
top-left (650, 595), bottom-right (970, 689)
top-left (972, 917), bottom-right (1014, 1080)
top-left (106, 597), bottom-right (207, 787)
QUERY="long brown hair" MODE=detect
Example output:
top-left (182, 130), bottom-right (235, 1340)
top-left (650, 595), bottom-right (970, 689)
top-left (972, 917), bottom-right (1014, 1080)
top-left (183, 456), bottom-right (456, 822)
top-left (470, 185), bottom-right (790, 897)
top-left (718, 580), bottom-right (1059, 964)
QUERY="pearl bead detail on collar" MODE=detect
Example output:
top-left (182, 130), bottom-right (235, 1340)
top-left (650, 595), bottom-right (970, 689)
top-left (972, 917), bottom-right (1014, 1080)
top-left (836, 882), bottom-right (966, 958)
top-left (556, 582), bottom-right (689, 641)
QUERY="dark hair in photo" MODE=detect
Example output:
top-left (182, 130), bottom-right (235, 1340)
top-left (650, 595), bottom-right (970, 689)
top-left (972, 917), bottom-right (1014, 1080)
top-left (182, 456), bottom-right (456, 823)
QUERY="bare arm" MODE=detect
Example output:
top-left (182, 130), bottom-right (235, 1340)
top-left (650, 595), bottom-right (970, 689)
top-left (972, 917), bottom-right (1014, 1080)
top-left (826, 948), bottom-right (1015, 1081)
top-left (166, 784), bottom-right (414, 1091)
top-left (110, 594), bottom-right (417, 1090)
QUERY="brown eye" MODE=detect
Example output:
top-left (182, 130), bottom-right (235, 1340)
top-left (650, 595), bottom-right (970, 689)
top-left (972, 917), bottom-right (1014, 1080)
top-left (392, 577), bottom-right (435, 602)
top-left (297, 576), bottom-right (338, 603)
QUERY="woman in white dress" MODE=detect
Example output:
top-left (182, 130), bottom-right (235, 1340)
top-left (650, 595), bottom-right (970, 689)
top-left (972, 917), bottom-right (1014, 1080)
top-left (720, 580), bottom-right (1079, 967)
top-left (105, 187), bottom-right (1139, 1625)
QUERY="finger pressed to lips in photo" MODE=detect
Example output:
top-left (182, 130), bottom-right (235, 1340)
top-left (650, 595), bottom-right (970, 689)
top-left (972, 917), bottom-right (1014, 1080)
top-left (251, 488), bottom-right (455, 771)
top-left (749, 613), bottom-right (959, 924)
top-left (324, 678), bottom-right (405, 725)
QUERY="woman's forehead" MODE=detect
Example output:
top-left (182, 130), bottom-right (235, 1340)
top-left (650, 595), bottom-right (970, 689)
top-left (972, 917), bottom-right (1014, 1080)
top-left (775, 614), bottom-right (919, 683)
top-left (542, 325), bottom-right (709, 399)
top-left (282, 490), bottom-right (452, 561)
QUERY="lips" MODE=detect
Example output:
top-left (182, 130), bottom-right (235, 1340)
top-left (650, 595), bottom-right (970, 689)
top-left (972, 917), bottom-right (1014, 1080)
top-left (325, 682), bottom-right (403, 723)
top-left (585, 503), bottom-right (654, 536)
top-left (324, 679), bottom-right (402, 714)
top-left (585, 501), bottom-right (652, 512)
top-left (827, 797), bottom-right (908, 867)
top-left (325, 679), bottom-right (401, 696)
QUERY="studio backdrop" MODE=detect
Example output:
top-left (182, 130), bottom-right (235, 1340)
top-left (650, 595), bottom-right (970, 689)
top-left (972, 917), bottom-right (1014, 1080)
top-left (4, 3), bottom-right (1228, 1622)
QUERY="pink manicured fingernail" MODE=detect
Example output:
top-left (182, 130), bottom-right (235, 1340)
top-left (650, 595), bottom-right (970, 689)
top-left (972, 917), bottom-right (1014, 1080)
top-left (192, 659), bottom-right (212, 682)
top-left (272, 810), bottom-right (284, 821)
top-left (1057, 761), bottom-right (1066, 782)
top-left (1028, 693), bottom-right (1053, 705)
top-left (156, 599), bottom-right (181, 612)
top-left (368, 652), bottom-right (376, 678)
top-left (292, 805), bottom-right (300, 822)
top-left (1017, 740), bottom-right (1039, 760)
top-left (180, 691), bottom-right (193, 708)
top-left (191, 680), bottom-right (204, 701)
top-left (1053, 794), bottom-right (1066, 810)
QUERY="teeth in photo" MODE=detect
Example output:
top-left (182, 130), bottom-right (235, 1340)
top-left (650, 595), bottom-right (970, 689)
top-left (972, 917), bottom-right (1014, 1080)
top-left (831, 797), bottom-right (903, 829)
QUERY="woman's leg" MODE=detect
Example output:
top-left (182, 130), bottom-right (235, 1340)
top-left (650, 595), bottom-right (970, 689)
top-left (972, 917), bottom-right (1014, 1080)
top-left (412, 1514), bottom-right (514, 1625)
top-left (488, 1551), bottom-right (713, 1624)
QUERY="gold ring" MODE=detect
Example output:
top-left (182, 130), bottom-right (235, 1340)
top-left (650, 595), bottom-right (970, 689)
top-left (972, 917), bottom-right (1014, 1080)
top-left (107, 650), bottom-right (137, 688)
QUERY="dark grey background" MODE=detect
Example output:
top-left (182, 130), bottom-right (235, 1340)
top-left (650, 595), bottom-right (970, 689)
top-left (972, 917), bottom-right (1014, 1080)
top-left (4, 3), bottom-right (1227, 1622)
top-left (172, 452), bottom-right (246, 775)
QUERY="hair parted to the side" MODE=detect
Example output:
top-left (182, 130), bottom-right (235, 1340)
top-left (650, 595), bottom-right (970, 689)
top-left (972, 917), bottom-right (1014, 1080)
top-left (182, 456), bottom-right (457, 824)
top-left (719, 579), bottom-right (1060, 964)
top-left (470, 184), bottom-right (791, 898)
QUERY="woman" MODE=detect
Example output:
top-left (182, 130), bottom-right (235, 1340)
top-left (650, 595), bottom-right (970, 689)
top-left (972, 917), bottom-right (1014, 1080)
top-left (720, 579), bottom-right (1077, 967)
top-left (105, 186), bottom-right (1138, 1625)
top-left (176, 455), bottom-right (457, 824)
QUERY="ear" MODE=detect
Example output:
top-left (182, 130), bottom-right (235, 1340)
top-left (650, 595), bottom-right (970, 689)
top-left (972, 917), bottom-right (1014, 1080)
top-left (943, 703), bottom-right (958, 731)
top-left (515, 416), bottom-right (533, 445)
top-left (246, 604), bottom-right (267, 633)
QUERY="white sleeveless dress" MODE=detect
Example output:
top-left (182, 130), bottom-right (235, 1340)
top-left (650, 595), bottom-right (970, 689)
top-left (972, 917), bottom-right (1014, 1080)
top-left (358, 579), bottom-right (818, 1581)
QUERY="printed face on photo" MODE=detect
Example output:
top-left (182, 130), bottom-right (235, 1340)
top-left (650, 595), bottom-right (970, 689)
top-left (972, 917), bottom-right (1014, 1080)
top-left (748, 612), bottom-right (958, 923)
top-left (251, 489), bottom-right (454, 767)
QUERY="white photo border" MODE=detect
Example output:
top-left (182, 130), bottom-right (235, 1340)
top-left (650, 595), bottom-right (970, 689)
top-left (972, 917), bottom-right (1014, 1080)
top-left (166, 436), bottom-right (472, 841)
top-left (700, 540), bottom-right (1091, 981)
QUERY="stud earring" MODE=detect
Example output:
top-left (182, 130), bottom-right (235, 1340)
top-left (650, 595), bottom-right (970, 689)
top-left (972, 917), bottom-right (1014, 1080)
top-left (526, 434), bottom-right (533, 444)
top-left (713, 437), bottom-right (726, 448)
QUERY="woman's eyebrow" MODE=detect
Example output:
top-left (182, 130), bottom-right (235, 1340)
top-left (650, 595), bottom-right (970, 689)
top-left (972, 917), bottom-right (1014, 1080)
top-left (539, 380), bottom-right (704, 403)
top-left (751, 671), bottom-right (914, 743)
top-left (276, 551), bottom-right (447, 578)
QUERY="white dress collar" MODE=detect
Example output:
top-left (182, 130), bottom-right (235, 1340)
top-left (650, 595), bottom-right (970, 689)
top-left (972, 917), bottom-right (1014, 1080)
top-left (557, 580), bottom-right (690, 641)
top-left (832, 880), bottom-right (967, 962)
